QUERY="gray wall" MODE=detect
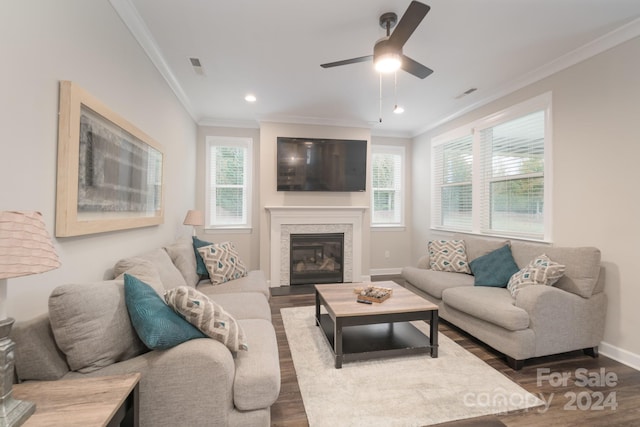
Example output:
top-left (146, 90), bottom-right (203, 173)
top-left (1, 0), bottom-right (197, 321)
top-left (370, 136), bottom-right (413, 274)
top-left (411, 36), bottom-right (640, 363)
top-left (195, 125), bottom-right (261, 270)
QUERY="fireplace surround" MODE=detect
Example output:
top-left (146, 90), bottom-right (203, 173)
top-left (266, 206), bottom-right (367, 286)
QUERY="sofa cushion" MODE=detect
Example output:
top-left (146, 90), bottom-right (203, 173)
top-left (197, 242), bottom-right (248, 284)
top-left (510, 241), bottom-right (600, 298)
top-left (453, 233), bottom-right (510, 262)
top-left (114, 248), bottom-right (187, 290)
top-left (207, 292), bottom-right (272, 321)
top-left (11, 314), bottom-right (70, 381)
top-left (193, 236), bottom-right (213, 277)
top-left (113, 259), bottom-right (164, 296)
top-left (165, 286), bottom-right (248, 352)
top-left (197, 270), bottom-right (270, 299)
top-left (428, 240), bottom-right (471, 273)
top-left (469, 244), bottom-right (520, 287)
top-left (400, 266), bottom-right (474, 299)
top-left (48, 280), bottom-right (148, 373)
top-left (164, 239), bottom-right (200, 287)
top-left (442, 286), bottom-right (530, 331)
top-left (124, 274), bottom-right (206, 350)
top-left (233, 319), bottom-right (281, 411)
top-left (507, 254), bottom-right (566, 297)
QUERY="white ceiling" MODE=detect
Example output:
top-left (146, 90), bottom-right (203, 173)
top-left (114, 0), bottom-right (640, 137)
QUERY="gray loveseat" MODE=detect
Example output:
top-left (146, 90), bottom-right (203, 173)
top-left (402, 234), bottom-right (606, 370)
top-left (11, 238), bottom-right (280, 427)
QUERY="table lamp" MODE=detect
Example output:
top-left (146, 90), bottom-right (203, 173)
top-left (0, 211), bottom-right (60, 426)
top-left (183, 210), bottom-right (204, 236)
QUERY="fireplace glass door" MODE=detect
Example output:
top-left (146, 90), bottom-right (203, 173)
top-left (290, 233), bottom-right (344, 285)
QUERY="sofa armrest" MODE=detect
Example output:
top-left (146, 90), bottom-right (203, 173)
top-left (514, 285), bottom-right (606, 356)
top-left (69, 338), bottom-right (235, 427)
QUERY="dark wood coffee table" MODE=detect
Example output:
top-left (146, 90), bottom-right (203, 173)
top-left (314, 281), bottom-right (438, 368)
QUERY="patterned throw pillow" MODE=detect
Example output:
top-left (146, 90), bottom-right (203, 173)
top-left (197, 242), bottom-right (248, 285)
top-left (165, 287), bottom-right (248, 352)
top-left (469, 244), bottom-right (520, 287)
top-left (428, 240), bottom-right (471, 273)
top-left (124, 274), bottom-right (205, 350)
top-left (507, 254), bottom-right (566, 298)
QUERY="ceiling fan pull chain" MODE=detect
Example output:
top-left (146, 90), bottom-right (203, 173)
top-left (379, 73), bottom-right (383, 123)
top-left (394, 71), bottom-right (398, 107)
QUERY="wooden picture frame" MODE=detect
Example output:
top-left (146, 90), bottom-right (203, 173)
top-left (55, 81), bottom-right (164, 237)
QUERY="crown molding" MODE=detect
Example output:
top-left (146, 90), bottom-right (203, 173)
top-left (412, 16), bottom-right (640, 137)
top-left (259, 114), bottom-right (373, 130)
top-left (109, 0), bottom-right (197, 121)
top-left (370, 128), bottom-right (413, 139)
top-left (197, 117), bottom-right (260, 129)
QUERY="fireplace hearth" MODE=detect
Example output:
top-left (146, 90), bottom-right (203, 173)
top-left (290, 233), bottom-right (344, 285)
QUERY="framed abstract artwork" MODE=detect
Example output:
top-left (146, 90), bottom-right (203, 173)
top-left (55, 81), bottom-right (164, 237)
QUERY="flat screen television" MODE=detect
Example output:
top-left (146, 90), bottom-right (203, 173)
top-left (277, 137), bottom-right (367, 192)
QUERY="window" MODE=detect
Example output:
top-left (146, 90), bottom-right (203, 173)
top-left (479, 111), bottom-right (545, 237)
top-left (205, 136), bottom-right (252, 229)
top-left (431, 134), bottom-right (473, 230)
top-left (431, 93), bottom-right (551, 241)
top-left (371, 145), bottom-right (404, 226)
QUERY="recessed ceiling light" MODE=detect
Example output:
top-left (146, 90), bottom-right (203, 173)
top-left (244, 94), bottom-right (257, 103)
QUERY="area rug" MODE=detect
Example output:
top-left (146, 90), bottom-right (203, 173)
top-left (281, 306), bottom-right (543, 427)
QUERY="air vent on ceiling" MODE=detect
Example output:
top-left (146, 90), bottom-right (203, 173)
top-left (189, 57), bottom-right (205, 75)
top-left (454, 87), bottom-right (477, 99)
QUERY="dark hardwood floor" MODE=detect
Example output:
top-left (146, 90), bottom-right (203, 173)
top-left (269, 278), bottom-right (640, 427)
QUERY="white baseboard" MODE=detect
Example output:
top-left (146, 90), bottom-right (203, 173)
top-left (369, 268), bottom-right (403, 276)
top-left (599, 341), bottom-right (640, 371)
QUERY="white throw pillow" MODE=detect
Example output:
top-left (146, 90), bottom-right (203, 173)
top-left (165, 286), bottom-right (248, 352)
top-left (507, 254), bottom-right (566, 297)
top-left (428, 240), bottom-right (471, 273)
top-left (197, 241), bottom-right (248, 284)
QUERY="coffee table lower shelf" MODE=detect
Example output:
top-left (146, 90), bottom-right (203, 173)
top-left (316, 313), bottom-right (436, 368)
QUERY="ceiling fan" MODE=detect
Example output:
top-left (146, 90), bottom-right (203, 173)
top-left (320, 1), bottom-right (433, 79)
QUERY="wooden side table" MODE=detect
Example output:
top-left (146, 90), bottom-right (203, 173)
top-left (12, 373), bottom-right (140, 427)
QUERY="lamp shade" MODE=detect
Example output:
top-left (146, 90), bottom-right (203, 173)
top-left (0, 211), bottom-right (61, 280)
top-left (183, 210), bottom-right (204, 226)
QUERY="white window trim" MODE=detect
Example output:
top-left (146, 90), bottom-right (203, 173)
top-left (430, 92), bottom-right (553, 242)
top-left (371, 144), bottom-right (405, 228)
top-left (205, 136), bottom-right (253, 230)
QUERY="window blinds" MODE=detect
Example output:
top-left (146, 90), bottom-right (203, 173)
top-left (432, 134), bottom-right (473, 230)
top-left (372, 149), bottom-right (403, 225)
top-left (430, 94), bottom-right (550, 240)
top-left (478, 110), bottom-right (545, 238)
top-left (206, 137), bottom-right (252, 228)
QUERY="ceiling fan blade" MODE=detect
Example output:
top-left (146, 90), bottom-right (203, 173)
top-left (320, 55), bottom-right (373, 68)
top-left (388, 1), bottom-right (430, 50)
top-left (401, 55), bottom-right (433, 79)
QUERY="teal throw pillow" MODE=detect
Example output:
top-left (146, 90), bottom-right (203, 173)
top-left (469, 244), bottom-right (520, 287)
top-left (192, 236), bottom-right (212, 277)
top-left (124, 274), bottom-right (205, 350)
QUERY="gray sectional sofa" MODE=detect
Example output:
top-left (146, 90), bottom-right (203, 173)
top-left (402, 233), bottom-right (606, 370)
top-left (11, 238), bottom-right (280, 427)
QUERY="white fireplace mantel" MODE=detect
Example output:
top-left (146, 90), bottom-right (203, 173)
top-left (266, 206), bottom-right (367, 286)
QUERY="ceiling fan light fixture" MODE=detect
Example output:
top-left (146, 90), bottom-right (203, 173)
top-left (374, 53), bottom-right (402, 73)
